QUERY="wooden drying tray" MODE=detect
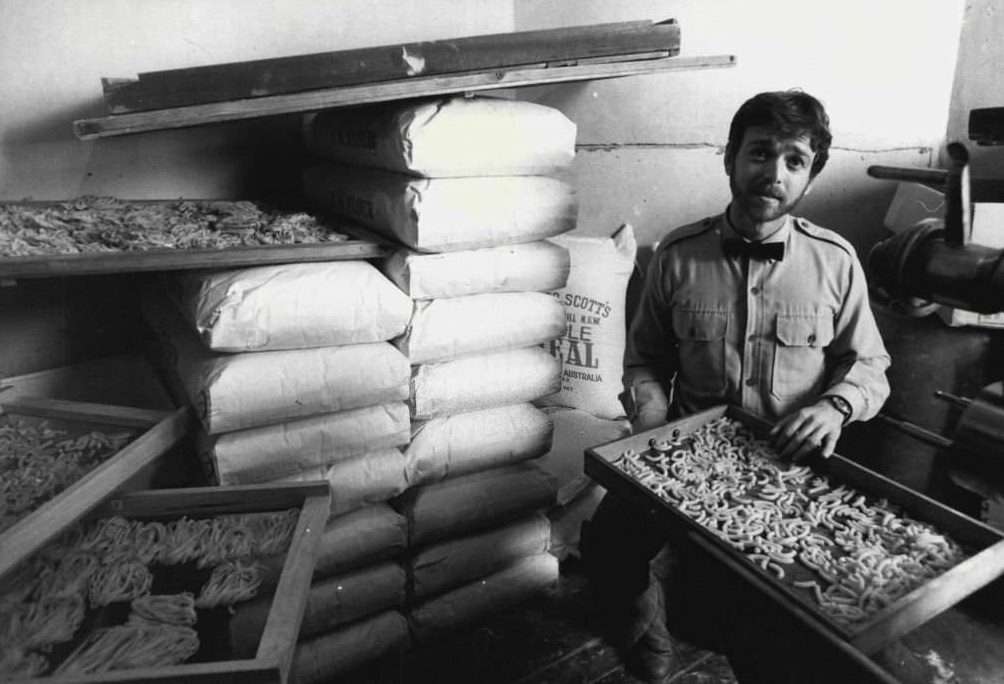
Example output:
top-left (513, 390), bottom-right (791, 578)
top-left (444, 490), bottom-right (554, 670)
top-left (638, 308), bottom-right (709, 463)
top-left (0, 200), bottom-right (387, 279)
top-left (75, 54), bottom-right (736, 140)
top-left (584, 405), bottom-right (1004, 656)
top-left (101, 19), bottom-right (683, 114)
top-left (0, 396), bottom-right (191, 582)
top-left (10, 482), bottom-right (330, 684)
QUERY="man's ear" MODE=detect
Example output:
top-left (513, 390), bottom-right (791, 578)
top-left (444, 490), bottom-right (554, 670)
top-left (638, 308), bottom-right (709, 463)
top-left (723, 144), bottom-right (734, 176)
top-left (804, 179), bottom-right (814, 196)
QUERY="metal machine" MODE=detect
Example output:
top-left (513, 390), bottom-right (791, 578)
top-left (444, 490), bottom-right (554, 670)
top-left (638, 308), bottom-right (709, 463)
top-left (866, 106), bottom-right (1004, 496)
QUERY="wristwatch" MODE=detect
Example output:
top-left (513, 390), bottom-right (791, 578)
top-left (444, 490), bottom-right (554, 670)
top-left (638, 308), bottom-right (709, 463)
top-left (825, 395), bottom-right (853, 424)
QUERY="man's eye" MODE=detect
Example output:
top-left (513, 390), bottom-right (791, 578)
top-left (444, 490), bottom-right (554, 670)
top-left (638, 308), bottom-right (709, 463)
top-left (787, 157), bottom-right (807, 170)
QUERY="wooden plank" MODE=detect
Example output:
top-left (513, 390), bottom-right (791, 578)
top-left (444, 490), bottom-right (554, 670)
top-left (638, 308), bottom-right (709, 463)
top-left (256, 493), bottom-right (329, 680)
top-left (103, 20), bottom-right (681, 113)
top-left (32, 659), bottom-right (279, 684)
top-left (0, 406), bottom-right (190, 582)
top-left (75, 54), bottom-right (738, 140)
top-left (3, 395), bottom-right (171, 427)
top-left (0, 239), bottom-right (386, 279)
top-left (102, 481), bottom-right (329, 518)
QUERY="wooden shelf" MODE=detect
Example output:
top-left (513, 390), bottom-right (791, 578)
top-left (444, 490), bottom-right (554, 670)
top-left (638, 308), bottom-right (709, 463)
top-left (74, 54), bottom-right (737, 140)
top-left (0, 239), bottom-right (388, 279)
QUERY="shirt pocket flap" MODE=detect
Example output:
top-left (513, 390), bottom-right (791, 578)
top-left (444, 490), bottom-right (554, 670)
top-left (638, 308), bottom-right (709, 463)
top-left (673, 312), bottom-right (728, 341)
top-left (776, 315), bottom-right (833, 347)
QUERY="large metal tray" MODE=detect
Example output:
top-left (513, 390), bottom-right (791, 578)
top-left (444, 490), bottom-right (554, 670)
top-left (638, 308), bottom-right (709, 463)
top-left (585, 404), bottom-right (1004, 654)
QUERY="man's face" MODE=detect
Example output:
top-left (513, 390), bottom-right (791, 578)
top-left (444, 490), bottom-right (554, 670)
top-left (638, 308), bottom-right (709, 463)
top-left (726, 126), bottom-right (816, 231)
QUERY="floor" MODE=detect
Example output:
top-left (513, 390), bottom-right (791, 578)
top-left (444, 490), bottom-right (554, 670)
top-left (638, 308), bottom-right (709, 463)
top-left (338, 556), bottom-right (738, 684)
top-left (324, 549), bottom-right (1004, 684)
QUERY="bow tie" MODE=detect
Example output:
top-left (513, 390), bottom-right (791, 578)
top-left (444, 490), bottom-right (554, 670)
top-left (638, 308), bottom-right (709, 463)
top-left (723, 238), bottom-right (785, 261)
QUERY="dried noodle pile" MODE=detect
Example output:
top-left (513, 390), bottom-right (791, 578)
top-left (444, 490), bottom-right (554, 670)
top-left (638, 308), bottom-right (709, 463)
top-left (0, 508), bottom-right (299, 677)
top-left (0, 415), bottom-right (133, 533)
top-left (613, 417), bottom-right (967, 624)
top-left (0, 196), bottom-right (349, 257)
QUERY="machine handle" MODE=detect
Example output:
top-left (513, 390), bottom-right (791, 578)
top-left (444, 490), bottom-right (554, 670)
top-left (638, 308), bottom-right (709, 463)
top-left (874, 413), bottom-right (955, 450)
top-left (866, 165), bottom-right (947, 185)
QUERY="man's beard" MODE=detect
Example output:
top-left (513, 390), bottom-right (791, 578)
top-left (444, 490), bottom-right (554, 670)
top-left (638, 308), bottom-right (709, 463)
top-left (729, 175), bottom-right (807, 224)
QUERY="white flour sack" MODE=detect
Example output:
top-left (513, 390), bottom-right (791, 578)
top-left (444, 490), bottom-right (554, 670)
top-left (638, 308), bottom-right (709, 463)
top-left (381, 240), bottom-right (570, 300)
top-left (163, 261), bottom-right (412, 352)
top-left (275, 448), bottom-right (410, 519)
top-left (303, 95), bottom-right (577, 177)
top-left (202, 402), bottom-right (411, 485)
top-left (143, 291), bottom-right (409, 434)
top-left (538, 225), bottom-right (637, 420)
top-left (405, 403), bottom-right (553, 486)
top-left (538, 405), bottom-right (630, 505)
top-left (396, 292), bottom-right (565, 364)
top-left (410, 347), bottom-right (562, 420)
top-left (303, 163), bottom-right (577, 252)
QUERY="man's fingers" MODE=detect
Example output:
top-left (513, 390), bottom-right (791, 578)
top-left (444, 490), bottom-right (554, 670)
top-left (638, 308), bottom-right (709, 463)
top-left (819, 433), bottom-right (837, 459)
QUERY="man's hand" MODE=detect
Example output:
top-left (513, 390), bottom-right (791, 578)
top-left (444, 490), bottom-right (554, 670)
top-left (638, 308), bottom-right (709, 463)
top-left (632, 406), bottom-right (668, 435)
top-left (630, 379), bottom-right (669, 435)
top-left (768, 400), bottom-right (845, 462)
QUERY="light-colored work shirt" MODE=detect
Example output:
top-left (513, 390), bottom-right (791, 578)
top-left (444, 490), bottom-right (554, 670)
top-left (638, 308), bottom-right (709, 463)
top-left (625, 212), bottom-right (891, 423)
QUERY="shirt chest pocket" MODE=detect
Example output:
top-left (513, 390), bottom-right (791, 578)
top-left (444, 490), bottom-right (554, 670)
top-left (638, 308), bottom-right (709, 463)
top-left (672, 311), bottom-right (728, 396)
top-left (771, 314), bottom-right (834, 399)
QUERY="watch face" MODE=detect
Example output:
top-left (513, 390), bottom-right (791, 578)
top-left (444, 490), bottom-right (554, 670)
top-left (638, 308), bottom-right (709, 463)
top-left (829, 396), bottom-right (851, 418)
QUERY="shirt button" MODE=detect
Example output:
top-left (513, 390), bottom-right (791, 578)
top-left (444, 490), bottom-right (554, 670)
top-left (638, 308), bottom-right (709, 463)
top-left (746, 378), bottom-right (757, 387)
top-left (750, 287), bottom-right (761, 295)
top-left (808, 334), bottom-right (816, 343)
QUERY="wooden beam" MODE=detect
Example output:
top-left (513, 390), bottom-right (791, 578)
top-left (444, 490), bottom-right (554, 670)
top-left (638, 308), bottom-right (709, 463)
top-left (75, 54), bottom-right (737, 140)
top-left (103, 19), bottom-right (681, 113)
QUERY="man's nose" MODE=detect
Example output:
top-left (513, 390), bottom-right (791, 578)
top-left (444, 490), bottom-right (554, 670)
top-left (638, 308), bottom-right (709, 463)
top-left (765, 158), bottom-right (786, 184)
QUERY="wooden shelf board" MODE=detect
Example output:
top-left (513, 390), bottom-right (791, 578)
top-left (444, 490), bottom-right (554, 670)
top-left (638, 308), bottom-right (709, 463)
top-left (74, 54), bottom-right (737, 140)
top-left (0, 239), bottom-right (388, 279)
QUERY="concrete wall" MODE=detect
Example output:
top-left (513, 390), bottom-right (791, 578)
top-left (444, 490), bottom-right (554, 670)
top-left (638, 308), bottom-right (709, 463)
top-left (514, 0), bottom-right (965, 256)
top-left (0, 0), bottom-right (514, 201)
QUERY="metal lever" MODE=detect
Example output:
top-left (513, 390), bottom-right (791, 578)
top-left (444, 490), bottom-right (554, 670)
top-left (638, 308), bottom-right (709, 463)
top-left (874, 413), bottom-right (954, 450)
top-left (934, 391), bottom-right (973, 410)
top-left (943, 142), bottom-right (971, 245)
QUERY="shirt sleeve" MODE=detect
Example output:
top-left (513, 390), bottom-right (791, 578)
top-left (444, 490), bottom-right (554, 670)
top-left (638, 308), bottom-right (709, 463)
top-left (623, 248), bottom-right (676, 419)
top-left (823, 253), bottom-right (891, 422)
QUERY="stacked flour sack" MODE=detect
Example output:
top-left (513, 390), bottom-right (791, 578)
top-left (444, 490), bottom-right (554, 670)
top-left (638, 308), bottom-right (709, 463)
top-left (302, 95), bottom-right (576, 666)
top-left (143, 261), bottom-right (418, 679)
top-left (535, 226), bottom-right (637, 559)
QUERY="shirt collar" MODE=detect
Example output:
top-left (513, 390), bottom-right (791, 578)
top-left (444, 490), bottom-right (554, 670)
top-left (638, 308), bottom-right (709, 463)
top-left (720, 208), bottom-right (791, 247)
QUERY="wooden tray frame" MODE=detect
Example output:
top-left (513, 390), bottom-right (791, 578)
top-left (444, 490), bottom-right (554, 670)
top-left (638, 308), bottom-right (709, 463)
top-left (0, 396), bottom-right (190, 582)
top-left (8, 481), bottom-right (330, 684)
top-left (584, 404), bottom-right (1004, 654)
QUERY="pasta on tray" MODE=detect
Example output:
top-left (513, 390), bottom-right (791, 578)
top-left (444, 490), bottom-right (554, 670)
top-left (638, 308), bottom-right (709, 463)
top-left (0, 196), bottom-right (349, 257)
top-left (0, 507), bottom-right (299, 678)
top-left (612, 416), bottom-right (968, 625)
top-left (0, 414), bottom-right (135, 534)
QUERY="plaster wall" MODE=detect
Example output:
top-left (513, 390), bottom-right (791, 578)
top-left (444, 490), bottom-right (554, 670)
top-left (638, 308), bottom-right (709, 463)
top-left (514, 0), bottom-right (965, 255)
top-left (0, 0), bottom-right (514, 201)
